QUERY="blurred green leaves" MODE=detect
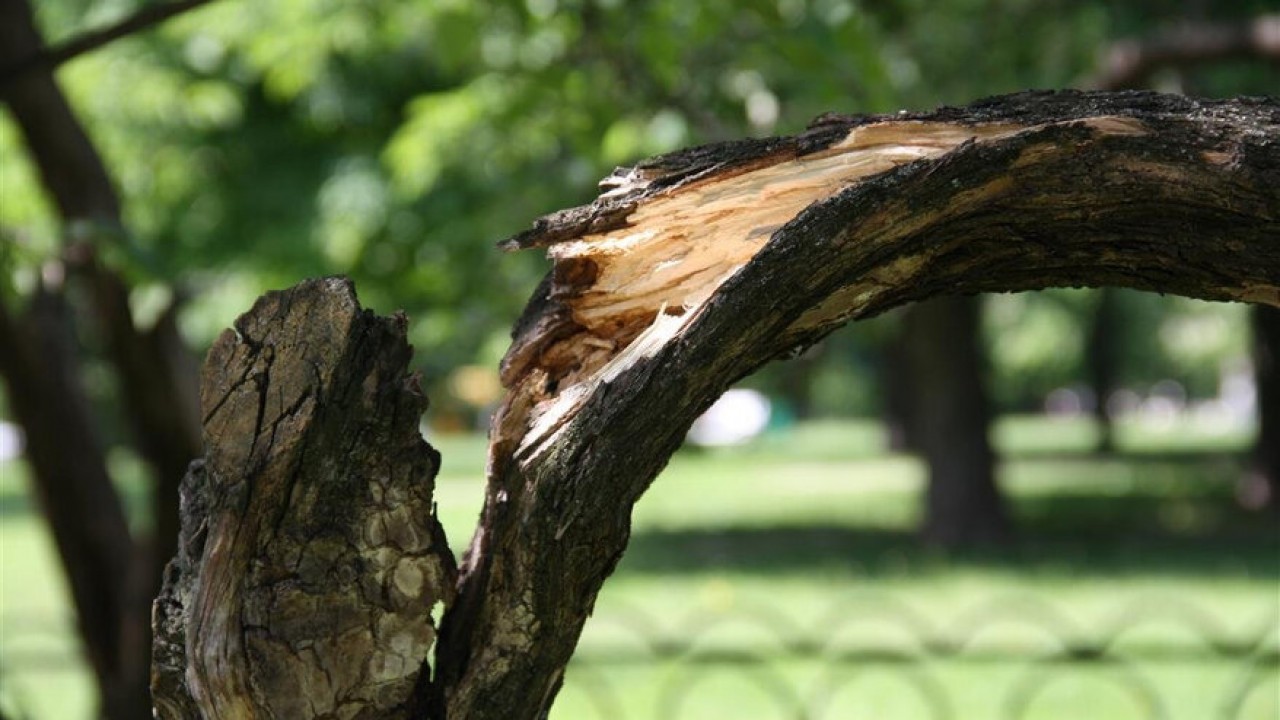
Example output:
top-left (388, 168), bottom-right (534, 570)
top-left (1, 0), bottom-right (1269, 418)
top-left (385, 76), bottom-right (506, 198)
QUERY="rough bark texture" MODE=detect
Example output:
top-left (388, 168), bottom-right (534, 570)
top-left (151, 277), bottom-right (456, 719)
top-left (902, 296), bottom-right (1008, 546)
top-left (430, 90), bottom-right (1280, 719)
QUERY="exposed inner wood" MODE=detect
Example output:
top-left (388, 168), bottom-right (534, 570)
top-left (550, 123), bottom-right (1021, 371)
top-left (505, 116), bottom-right (1151, 462)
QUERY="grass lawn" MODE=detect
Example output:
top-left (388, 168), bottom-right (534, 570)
top-left (1, 416), bottom-right (1276, 719)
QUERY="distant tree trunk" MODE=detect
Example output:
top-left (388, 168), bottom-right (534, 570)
top-left (881, 314), bottom-right (917, 452)
top-left (0, 0), bottom-right (201, 716)
top-left (0, 289), bottom-right (146, 720)
top-left (152, 92), bottom-right (1280, 719)
top-left (900, 296), bottom-right (1009, 545)
top-left (775, 346), bottom-right (822, 419)
top-left (1087, 288), bottom-right (1121, 453)
top-left (1252, 306), bottom-right (1280, 512)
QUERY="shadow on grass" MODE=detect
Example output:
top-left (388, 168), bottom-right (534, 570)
top-left (619, 524), bottom-right (1279, 579)
top-left (619, 478), bottom-right (1280, 580)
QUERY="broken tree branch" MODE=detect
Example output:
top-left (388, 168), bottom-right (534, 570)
top-left (1089, 14), bottom-right (1280, 90)
top-left (152, 90), bottom-right (1277, 719)
top-left (430, 89), bottom-right (1279, 718)
top-left (151, 278), bottom-right (456, 718)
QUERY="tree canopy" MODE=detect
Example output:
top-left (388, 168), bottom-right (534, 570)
top-left (4, 0), bottom-right (1274, 413)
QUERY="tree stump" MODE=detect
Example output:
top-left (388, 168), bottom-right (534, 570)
top-left (151, 277), bottom-right (456, 719)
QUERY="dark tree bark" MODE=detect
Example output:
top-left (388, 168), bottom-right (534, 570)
top-left (881, 314), bottom-right (917, 452)
top-left (151, 278), bottom-right (456, 718)
top-left (0, 287), bottom-right (144, 720)
top-left (1251, 305), bottom-right (1280, 512)
top-left (153, 91), bottom-right (1280, 719)
top-left (0, 0), bottom-right (216, 92)
top-left (0, 0), bottom-right (202, 715)
top-left (901, 296), bottom-right (1008, 545)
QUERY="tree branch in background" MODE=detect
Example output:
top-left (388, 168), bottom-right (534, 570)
top-left (0, 283), bottom-right (142, 718)
top-left (1090, 14), bottom-right (1280, 90)
top-left (0, 0), bottom-right (216, 94)
top-left (0, 0), bottom-right (202, 715)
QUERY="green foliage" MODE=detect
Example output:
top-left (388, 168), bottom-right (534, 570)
top-left (0, 0), bottom-right (1272, 411)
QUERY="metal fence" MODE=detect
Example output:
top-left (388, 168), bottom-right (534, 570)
top-left (1, 593), bottom-right (1276, 719)
top-left (556, 593), bottom-right (1279, 720)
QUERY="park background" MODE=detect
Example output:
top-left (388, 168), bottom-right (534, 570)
top-left (0, 0), bottom-right (1277, 717)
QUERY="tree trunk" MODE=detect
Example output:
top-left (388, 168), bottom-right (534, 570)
top-left (154, 91), bottom-right (1280, 719)
top-left (1, 1), bottom-right (203, 714)
top-left (150, 278), bottom-right (456, 718)
top-left (1087, 288), bottom-right (1121, 453)
top-left (1252, 305), bottom-right (1280, 511)
top-left (1, 3), bottom-right (160, 717)
top-left (0, 287), bottom-right (146, 720)
top-left (901, 296), bottom-right (1008, 545)
top-left (881, 314), bottom-right (917, 452)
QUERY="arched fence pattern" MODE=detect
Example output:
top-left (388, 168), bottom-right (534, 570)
top-left (554, 592), bottom-right (1279, 720)
top-left (0, 591), bottom-right (1275, 718)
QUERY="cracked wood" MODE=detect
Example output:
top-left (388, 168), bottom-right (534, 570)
top-left (151, 277), bottom-right (456, 719)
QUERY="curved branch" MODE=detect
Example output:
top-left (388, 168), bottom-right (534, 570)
top-left (430, 90), bottom-right (1279, 718)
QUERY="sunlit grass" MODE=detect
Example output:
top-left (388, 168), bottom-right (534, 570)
top-left (0, 416), bottom-right (1273, 720)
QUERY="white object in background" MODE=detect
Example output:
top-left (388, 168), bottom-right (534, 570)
top-left (687, 389), bottom-right (772, 447)
top-left (0, 422), bottom-right (22, 462)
